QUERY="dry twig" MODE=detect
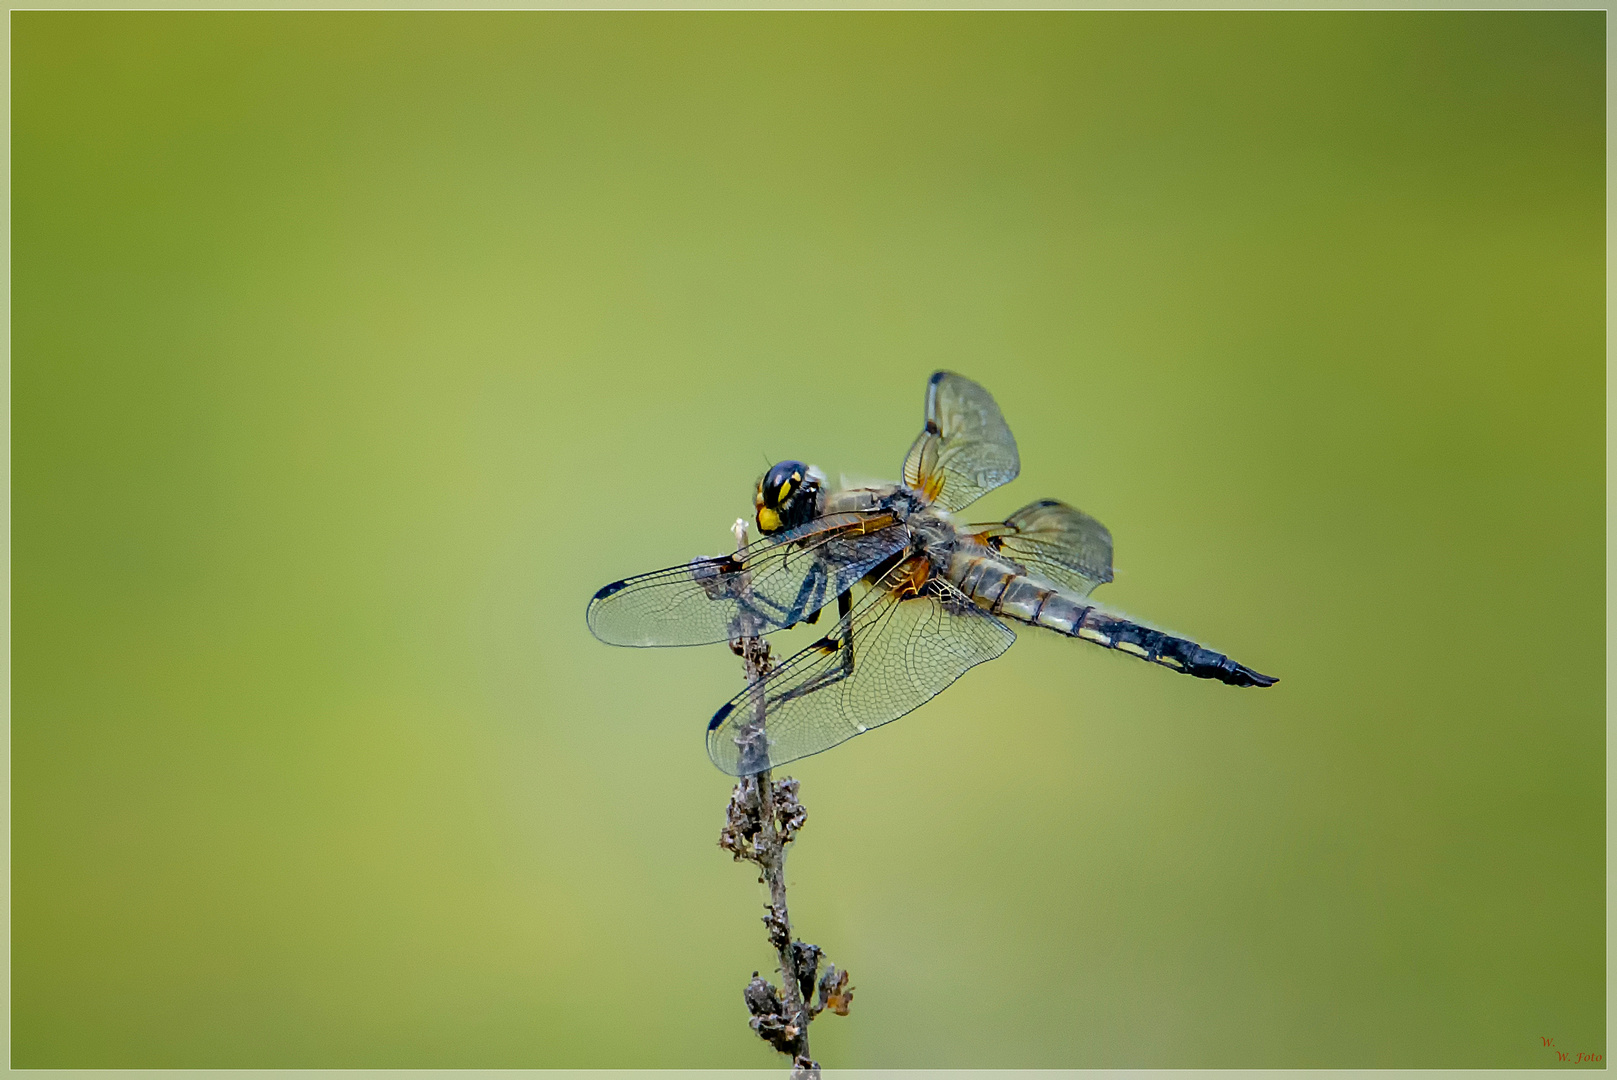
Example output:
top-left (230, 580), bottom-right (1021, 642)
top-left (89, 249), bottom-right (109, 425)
top-left (717, 518), bottom-right (853, 1078)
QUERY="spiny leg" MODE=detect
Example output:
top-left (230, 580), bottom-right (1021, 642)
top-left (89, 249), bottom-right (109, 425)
top-left (797, 564), bottom-right (828, 627)
top-left (740, 560), bottom-right (830, 629)
top-left (771, 589), bottom-right (858, 706)
top-left (787, 561), bottom-right (830, 627)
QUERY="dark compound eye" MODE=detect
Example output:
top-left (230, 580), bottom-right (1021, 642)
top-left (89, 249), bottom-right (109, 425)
top-left (761, 460), bottom-right (807, 508)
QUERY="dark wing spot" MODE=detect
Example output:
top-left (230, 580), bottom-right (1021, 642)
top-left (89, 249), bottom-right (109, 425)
top-left (592, 580), bottom-right (627, 601)
top-left (924, 420), bottom-right (941, 435)
top-left (708, 701), bottom-right (736, 731)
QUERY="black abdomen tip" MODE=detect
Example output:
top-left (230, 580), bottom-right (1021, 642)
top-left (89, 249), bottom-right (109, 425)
top-left (1230, 665), bottom-right (1278, 688)
top-left (1187, 647), bottom-right (1278, 688)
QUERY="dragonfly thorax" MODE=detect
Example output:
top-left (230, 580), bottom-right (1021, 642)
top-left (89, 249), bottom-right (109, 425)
top-left (904, 503), bottom-right (961, 574)
top-left (824, 483), bottom-right (958, 572)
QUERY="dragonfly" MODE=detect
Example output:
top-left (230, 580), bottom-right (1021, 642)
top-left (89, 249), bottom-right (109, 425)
top-left (587, 371), bottom-right (1276, 776)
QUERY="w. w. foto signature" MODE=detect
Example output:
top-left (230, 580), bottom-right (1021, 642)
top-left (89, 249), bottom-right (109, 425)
top-left (1542, 1037), bottom-right (1602, 1064)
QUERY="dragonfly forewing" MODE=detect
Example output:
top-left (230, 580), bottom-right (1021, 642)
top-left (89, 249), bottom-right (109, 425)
top-left (587, 513), bottom-right (909, 647)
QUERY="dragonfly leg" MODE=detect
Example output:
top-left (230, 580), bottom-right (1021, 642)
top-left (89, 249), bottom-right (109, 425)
top-left (740, 560), bottom-right (830, 629)
top-left (783, 562), bottom-right (829, 627)
top-left (772, 589), bottom-right (857, 705)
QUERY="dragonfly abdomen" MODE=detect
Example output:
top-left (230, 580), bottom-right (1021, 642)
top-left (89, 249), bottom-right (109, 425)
top-left (947, 553), bottom-right (1276, 688)
top-left (949, 552), bottom-right (1088, 632)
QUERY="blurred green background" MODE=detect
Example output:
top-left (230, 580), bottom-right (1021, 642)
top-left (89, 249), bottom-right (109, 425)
top-left (12, 10), bottom-right (1603, 1069)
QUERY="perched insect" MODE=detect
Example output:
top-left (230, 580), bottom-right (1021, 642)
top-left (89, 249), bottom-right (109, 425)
top-left (588, 372), bottom-right (1276, 775)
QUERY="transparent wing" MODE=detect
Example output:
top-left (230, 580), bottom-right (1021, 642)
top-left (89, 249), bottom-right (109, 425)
top-left (901, 371), bottom-right (1020, 512)
top-left (966, 499), bottom-right (1113, 598)
top-left (707, 562), bottom-right (1016, 775)
top-left (587, 513), bottom-right (909, 647)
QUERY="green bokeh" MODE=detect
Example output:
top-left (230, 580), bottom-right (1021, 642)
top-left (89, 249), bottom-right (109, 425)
top-left (13, 11), bottom-right (1603, 1068)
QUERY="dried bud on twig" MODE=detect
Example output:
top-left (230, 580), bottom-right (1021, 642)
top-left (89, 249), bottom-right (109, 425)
top-left (773, 777), bottom-right (807, 842)
top-left (791, 941), bottom-right (823, 1002)
top-left (750, 1010), bottom-right (799, 1054)
top-left (762, 903), bottom-right (792, 951)
top-left (817, 965), bottom-right (854, 1017)
top-left (744, 971), bottom-right (783, 1018)
top-left (717, 781), bottom-right (763, 861)
top-left (743, 972), bottom-right (801, 1055)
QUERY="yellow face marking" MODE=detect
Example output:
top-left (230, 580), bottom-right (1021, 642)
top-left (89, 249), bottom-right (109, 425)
top-left (756, 507), bottom-right (781, 533)
top-left (777, 479), bottom-right (793, 502)
top-left (1077, 628), bottom-right (1112, 646)
top-left (1115, 642), bottom-right (1150, 658)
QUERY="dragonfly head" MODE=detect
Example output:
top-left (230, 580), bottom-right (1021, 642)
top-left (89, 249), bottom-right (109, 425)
top-left (755, 460), bottom-right (823, 534)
